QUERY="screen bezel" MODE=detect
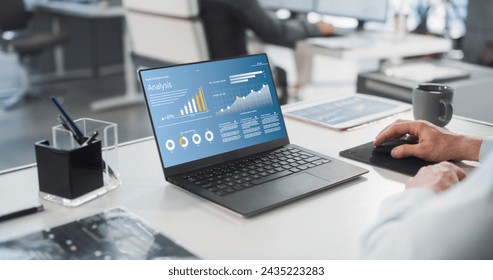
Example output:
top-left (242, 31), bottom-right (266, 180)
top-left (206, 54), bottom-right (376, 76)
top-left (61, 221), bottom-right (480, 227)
top-left (138, 53), bottom-right (290, 178)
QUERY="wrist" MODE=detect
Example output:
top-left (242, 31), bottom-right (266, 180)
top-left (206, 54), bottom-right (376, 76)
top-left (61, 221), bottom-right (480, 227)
top-left (455, 135), bottom-right (483, 161)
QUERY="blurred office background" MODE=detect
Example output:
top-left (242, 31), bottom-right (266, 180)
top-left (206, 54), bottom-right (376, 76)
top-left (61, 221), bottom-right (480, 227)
top-left (1, 0), bottom-right (492, 171)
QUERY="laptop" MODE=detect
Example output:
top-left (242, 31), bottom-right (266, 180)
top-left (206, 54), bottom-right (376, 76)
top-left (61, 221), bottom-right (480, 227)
top-left (139, 54), bottom-right (368, 217)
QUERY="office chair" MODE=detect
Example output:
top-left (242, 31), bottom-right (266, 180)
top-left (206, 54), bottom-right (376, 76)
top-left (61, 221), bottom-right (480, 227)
top-left (0, 0), bottom-right (68, 109)
top-left (123, 0), bottom-right (209, 65)
top-left (87, 0), bottom-right (208, 111)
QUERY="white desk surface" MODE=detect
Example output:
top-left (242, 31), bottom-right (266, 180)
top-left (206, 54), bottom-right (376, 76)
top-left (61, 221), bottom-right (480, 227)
top-left (1, 107), bottom-right (491, 259)
top-left (298, 32), bottom-right (452, 61)
top-left (294, 31), bottom-right (452, 88)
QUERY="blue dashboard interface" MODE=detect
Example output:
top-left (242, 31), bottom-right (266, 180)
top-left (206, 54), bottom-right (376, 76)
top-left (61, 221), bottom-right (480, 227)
top-left (140, 54), bottom-right (288, 168)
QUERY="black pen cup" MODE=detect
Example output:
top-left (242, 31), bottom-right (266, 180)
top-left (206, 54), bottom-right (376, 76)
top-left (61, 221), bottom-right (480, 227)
top-left (36, 140), bottom-right (104, 200)
top-left (37, 118), bottom-right (120, 207)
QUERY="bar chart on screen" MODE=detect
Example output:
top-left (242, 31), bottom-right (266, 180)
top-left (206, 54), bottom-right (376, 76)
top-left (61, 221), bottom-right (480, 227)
top-left (154, 86), bottom-right (210, 122)
top-left (179, 86), bottom-right (208, 116)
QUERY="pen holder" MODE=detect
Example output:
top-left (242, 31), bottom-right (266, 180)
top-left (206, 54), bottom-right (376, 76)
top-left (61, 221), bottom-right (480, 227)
top-left (36, 139), bottom-right (104, 201)
top-left (36, 118), bottom-right (120, 207)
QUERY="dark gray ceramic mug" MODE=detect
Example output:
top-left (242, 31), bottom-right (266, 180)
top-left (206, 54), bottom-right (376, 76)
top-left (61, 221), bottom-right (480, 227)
top-left (412, 83), bottom-right (454, 127)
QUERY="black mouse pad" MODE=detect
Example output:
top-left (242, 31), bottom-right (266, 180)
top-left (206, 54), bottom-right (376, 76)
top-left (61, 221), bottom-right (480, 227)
top-left (339, 141), bottom-right (434, 176)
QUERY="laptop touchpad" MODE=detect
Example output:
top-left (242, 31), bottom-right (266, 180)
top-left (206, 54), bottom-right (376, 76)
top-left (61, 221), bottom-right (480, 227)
top-left (266, 172), bottom-right (330, 198)
top-left (228, 173), bottom-right (330, 214)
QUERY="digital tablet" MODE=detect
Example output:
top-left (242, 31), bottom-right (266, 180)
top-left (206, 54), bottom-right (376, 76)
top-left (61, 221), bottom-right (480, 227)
top-left (284, 94), bottom-right (411, 130)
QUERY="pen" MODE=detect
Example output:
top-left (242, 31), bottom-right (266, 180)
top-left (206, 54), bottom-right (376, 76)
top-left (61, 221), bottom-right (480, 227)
top-left (57, 114), bottom-right (70, 130)
top-left (82, 131), bottom-right (99, 146)
top-left (51, 97), bottom-right (85, 141)
top-left (52, 97), bottom-right (118, 180)
top-left (57, 114), bottom-right (84, 144)
top-left (0, 205), bottom-right (44, 223)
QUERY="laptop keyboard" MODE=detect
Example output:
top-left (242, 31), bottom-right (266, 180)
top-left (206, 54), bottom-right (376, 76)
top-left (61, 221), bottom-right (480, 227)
top-left (181, 147), bottom-right (331, 197)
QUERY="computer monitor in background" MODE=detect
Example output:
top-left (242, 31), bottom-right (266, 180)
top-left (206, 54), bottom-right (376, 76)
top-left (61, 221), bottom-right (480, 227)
top-left (315, 0), bottom-right (388, 28)
top-left (258, 0), bottom-right (315, 13)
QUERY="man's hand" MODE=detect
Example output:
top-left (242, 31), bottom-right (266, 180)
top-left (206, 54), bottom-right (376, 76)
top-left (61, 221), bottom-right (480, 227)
top-left (374, 120), bottom-right (483, 162)
top-left (316, 22), bottom-right (336, 36)
top-left (406, 162), bottom-right (466, 193)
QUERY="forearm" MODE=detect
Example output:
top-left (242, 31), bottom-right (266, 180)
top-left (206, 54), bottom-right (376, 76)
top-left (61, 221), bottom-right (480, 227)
top-left (235, 1), bottom-right (321, 47)
top-left (453, 135), bottom-right (483, 162)
top-left (248, 16), bottom-right (320, 47)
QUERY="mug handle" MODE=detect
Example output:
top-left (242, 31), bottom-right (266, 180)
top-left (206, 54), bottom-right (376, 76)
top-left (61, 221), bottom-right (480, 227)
top-left (439, 99), bottom-right (453, 122)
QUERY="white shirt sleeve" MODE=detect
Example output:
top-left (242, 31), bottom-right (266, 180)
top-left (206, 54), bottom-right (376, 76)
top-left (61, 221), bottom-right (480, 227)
top-left (360, 189), bottom-right (436, 259)
top-left (479, 136), bottom-right (493, 163)
top-left (360, 152), bottom-right (493, 259)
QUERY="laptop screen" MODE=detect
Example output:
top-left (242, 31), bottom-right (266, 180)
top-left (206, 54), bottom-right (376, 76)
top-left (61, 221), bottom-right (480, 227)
top-left (139, 54), bottom-right (288, 168)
